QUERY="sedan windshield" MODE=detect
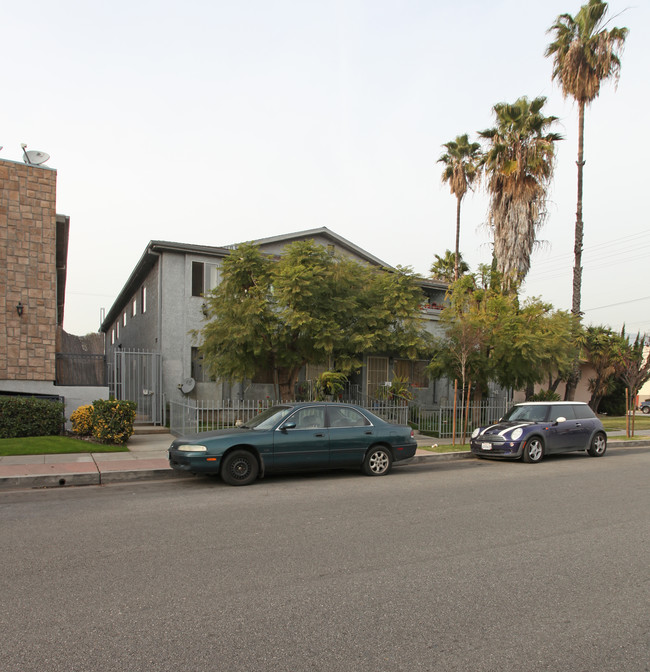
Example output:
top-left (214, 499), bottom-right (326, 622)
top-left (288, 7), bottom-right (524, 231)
top-left (502, 405), bottom-right (549, 423)
top-left (242, 405), bottom-right (293, 430)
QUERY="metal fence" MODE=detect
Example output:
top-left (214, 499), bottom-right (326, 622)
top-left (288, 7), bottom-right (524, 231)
top-left (168, 398), bottom-right (410, 436)
top-left (168, 397), bottom-right (510, 438)
top-left (409, 400), bottom-right (511, 439)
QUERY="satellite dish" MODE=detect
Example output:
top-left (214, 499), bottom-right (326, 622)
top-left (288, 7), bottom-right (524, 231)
top-left (21, 144), bottom-right (50, 165)
top-left (180, 377), bottom-right (196, 394)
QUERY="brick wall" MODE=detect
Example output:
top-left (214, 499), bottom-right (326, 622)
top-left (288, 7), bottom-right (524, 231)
top-left (0, 160), bottom-right (58, 382)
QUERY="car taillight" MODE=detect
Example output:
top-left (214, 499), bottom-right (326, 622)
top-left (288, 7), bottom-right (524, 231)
top-left (410, 429), bottom-right (414, 438)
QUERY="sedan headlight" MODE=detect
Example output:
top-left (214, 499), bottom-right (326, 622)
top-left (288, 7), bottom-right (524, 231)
top-left (510, 428), bottom-right (523, 440)
top-left (176, 444), bottom-right (208, 452)
top-left (471, 428), bottom-right (480, 438)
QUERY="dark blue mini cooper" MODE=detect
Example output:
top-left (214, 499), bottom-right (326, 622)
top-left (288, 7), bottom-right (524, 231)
top-left (470, 402), bottom-right (607, 463)
top-left (169, 402), bottom-right (417, 485)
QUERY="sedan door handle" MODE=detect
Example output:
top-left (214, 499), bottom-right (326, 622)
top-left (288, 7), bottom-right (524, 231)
top-left (314, 433), bottom-right (325, 437)
top-left (365, 431), bottom-right (373, 435)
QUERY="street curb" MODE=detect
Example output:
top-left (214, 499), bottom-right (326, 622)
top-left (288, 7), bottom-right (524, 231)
top-left (98, 469), bottom-right (193, 485)
top-left (0, 440), bottom-right (647, 492)
top-left (0, 472), bottom-right (101, 490)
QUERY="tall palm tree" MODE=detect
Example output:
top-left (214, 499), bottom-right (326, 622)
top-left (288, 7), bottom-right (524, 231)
top-left (479, 96), bottom-right (562, 291)
top-left (438, 134), bottom-right (482, 280)
top-left (545, 0), bottom-right (628, 319)
top-left (546, 1), bottom-right (627, 399)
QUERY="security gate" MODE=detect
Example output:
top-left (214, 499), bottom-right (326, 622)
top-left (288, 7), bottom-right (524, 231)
top-left (111, 350), bottom-right (163, 425)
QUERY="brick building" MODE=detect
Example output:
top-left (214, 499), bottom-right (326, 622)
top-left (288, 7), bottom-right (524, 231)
top-left (0, 157), bottom-right (108, 419)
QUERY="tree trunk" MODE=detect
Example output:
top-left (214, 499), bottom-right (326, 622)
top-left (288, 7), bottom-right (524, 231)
top-left (454, 196), bottom-right (461, 281)
top-left (565, 100), bottom-right (586, 402)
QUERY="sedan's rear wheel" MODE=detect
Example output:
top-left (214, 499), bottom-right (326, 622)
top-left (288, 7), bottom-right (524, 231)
top-left (362, 446), bottom-right (393, 476)
top-left (221, 450), bottom-right (259, 486)
top-left (642, 406), bottom-right (650, 415)
top-left (587, 432), bottom-right (607, 457)
top-left (522, 437), bottom-right (544, 463)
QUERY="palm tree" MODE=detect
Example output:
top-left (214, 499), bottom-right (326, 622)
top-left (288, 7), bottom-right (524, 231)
top-left (430, 249), bottom-right (469, 282)
top-left (546, 1), bottom-right (627, 400)
top-left (545, 0), bottom-right (628, 319)
top-left (479, 96), bottom-right (562, 291)
top-left (438, 134), bottom-right (482, 280)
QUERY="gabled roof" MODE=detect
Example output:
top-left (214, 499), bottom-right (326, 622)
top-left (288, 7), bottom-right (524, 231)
top-left (100, 230), bottom-right (427, 333)
top-left (100, 240), bottom-right (231, 331)
top-left (231, 227), bottom-right (394, 269)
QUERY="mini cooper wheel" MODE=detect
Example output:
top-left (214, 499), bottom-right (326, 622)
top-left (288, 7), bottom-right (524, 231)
top-left (587, 432), bottom-right (607, 457)
top-left (362, 446), bottom-right (393, 476)
top-left (522, 437), bottom-right (544, 463)
top-left (221, 450), bottom-right (259, 486)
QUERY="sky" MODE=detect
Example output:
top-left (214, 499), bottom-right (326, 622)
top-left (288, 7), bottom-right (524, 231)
top-left (4, 0), bottom-right (649, 337)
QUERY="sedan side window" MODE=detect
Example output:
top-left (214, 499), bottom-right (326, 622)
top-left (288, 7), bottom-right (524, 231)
top-left (289, 407), bottom-right (326, 429)
top-left (327, 407), bottom-right (370, 428)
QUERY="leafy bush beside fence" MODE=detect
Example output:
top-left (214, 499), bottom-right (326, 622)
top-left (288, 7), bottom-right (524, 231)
top-left (70, 404), bottom-right (95, 436)
top-left (91, 399), bottom-right (137, 445)
top-left (0, 397), bottom-right (65, 439)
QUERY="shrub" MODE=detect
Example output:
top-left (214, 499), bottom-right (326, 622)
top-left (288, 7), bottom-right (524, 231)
top-left (314, 371), bottom-right (348, 400)
top-left (70, 404), bottom-right (94, 436)
top-left (0, 396), bottom-right (65, 438)
top-left (91, 399), bottom-right (137, 445)
top-left (528, 389), bottom-right (561, 402)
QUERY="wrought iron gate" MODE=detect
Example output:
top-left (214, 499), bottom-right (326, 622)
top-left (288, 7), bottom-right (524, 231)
top-left (110, 350), bottom-right (163, 425)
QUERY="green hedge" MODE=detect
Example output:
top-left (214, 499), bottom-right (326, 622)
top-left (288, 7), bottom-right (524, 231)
top-left (0, 396), bottom-right (65, 439)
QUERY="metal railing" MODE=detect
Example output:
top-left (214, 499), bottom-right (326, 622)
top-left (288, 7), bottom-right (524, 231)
top-left (168, 398), bottom-right (411, 436)
top-left (409, 400), bottom-right (510, 439)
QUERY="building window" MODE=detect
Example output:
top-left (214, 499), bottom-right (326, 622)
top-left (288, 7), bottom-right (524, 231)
top-left (191, 347), bottom-right (214, 382)
top-left (111, 329), bottom-right (115, 345)
top-left (116, 321), bottom-right (120, 338)
top-left (123, 312), bottom-right (127, 327)
top-left (141, 286), bottom-right (147, 313)
top-left (192, 261), bottom-right (221, 297)
top-left (132, 299), bottom-right (137, 317)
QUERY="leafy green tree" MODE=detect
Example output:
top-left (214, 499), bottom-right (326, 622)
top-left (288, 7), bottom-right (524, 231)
top-left (430, 249), bottom-right (469, 282)
top-left (428, 272), bottom-right (574, 398)
top-left (438, 134), bottom-right (482, 280)
top-left (618, 332), bottom-right (650, 435)
top-left (479, 96), bottom-right (562, 290)
top-left (198, 241), bottom-right (431, 398)
top-left (582, 325), bottom-right (627, 411)
top-left (545, 0), bottom-right (628, 319)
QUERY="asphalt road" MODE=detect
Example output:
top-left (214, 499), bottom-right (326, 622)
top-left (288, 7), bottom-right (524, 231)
top-left (1, 448), bottom-right (648, 672)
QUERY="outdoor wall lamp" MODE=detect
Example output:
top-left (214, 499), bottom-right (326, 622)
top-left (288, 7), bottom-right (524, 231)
top-left (16, 302), bottom-right (24, 317)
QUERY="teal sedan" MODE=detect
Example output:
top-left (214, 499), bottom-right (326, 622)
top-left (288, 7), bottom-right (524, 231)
top-left (168, 402), bottom-right (417, 486)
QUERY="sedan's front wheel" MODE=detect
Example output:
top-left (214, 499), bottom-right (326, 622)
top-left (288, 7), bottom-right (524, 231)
top-left (522, 437), bottom-right (544, 463)
top-left (587, 432), bottom-right (607, 457)
top-left (362, 446), bottom-right (393, 476)
top-left (221, 450), bottom-right (259, 486)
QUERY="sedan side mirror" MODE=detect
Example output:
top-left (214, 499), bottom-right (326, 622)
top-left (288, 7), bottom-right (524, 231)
top-left (281, 421), bottom-right (297, 431)
top-left (554, 416), bottom-right (566, 424)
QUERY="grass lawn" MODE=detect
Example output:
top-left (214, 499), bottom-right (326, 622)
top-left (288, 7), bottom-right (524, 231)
top-left (419, 443), bottom-right (470, 453)
top-left (599, 415), bottom-right (650, 432)
top-left (0, 436), bottom-right (128, 457)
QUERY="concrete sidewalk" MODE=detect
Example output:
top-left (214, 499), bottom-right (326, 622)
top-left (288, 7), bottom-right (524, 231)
top-left (1, 430), bottom-right (647, 492)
